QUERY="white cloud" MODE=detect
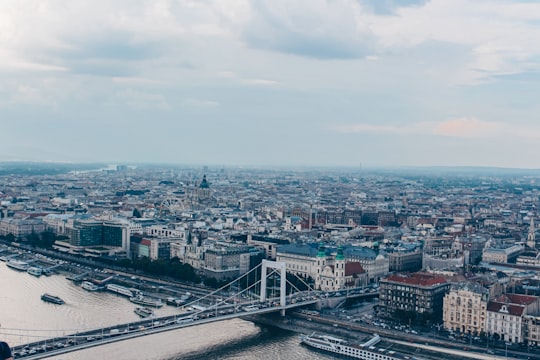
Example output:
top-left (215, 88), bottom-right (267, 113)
top-left (181, 98), bottom-right (220, 108)
top-left (111, 77), bottom-right (161, 85)
top-left (242, 79), bottom-right (279, 86)
top-left (371, 0), bottom-right (540, 83)
top-left (115, 89), bottom-right (170, 110)
top-left (332, 117), bottom-right (540, 140)
top-left (216, 71), bottom-right (236, 78)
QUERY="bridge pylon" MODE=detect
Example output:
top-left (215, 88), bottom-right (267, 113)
top-left (260, 260), bottom-right (286, 307)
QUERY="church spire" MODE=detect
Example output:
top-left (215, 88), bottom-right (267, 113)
top-left (527, 217), bottom-right (536, 249)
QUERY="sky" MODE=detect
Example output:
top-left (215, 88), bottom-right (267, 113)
top-left (2, 0), bottom-right (540, 169)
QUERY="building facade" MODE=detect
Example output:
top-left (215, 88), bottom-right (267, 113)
top-left (378, 272), bottom-right (450, 325)
top-left (482, 245), bottom-right (524, 264)
top-left (388, 250), bottom-right (423, 272)
top-left (486, 294), bottom-right (540, 344)
top-left (443, 283), bottom-right (489, 335)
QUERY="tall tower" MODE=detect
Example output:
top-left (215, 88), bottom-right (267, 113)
top-left (335, 245), bottom-right (346, 290)
top-left (315, 242), bottom-right (326, 290)
top-left (308, 204), bottom-right (313, 231)
top-left (527, 217), bottom-right (536, 250)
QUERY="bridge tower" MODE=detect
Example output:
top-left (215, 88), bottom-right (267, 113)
top-left (260, 259), bottom-right (287, 307)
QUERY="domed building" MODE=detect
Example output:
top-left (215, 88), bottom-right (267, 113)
top-left (186, 175), bottom-right (212, 202)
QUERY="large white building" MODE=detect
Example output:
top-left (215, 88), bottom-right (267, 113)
top-left (0, 217), bottom-right (46, 237)
top-left (276, 243), bottom-right (368, 291)
top-left (482, 245), bottom-right (524, 264)
top-left (316, 245), bottom-right (367, 291)
top-left (486, 294), bottom-right (540, 343)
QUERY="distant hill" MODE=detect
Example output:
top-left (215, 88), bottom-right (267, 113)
top-left (0, 162), bottom-right (106, 176)
top-left (367, 166), bottom-right (540, 177)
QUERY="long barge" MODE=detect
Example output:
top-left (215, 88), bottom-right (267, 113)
top-left (41, 293), bottom-right (65, 305)
top-left (300, 333), bottom-right (418, 360)
top-left (106, 283), bottom-right (136, 297)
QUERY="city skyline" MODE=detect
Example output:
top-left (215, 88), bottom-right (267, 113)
top-left (2, 1), bottom-right (540, 168)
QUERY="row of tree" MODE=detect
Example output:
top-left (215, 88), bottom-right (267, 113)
top-left (1, 231), bottom-right (313, 293)
top-left (116, 257), bottom-right (201, 283)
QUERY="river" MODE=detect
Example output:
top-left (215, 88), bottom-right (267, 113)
top-left (0, 262), bottom-right (333, 359)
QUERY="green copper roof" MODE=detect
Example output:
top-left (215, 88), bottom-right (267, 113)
top-left (317, 242), bottom-right (326, 258)
top-left (335, 245), bottom-right (345, 260)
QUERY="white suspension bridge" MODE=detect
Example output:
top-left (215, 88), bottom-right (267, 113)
top-left (5, 260), bottom-right (363, 359)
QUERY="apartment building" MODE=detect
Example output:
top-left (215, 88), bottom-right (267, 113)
top-left (443, 282), bottom-right (489, 335)
top-left (378, 272), bottom-right (450, 325)
top-left (486, 294), bottom-right (540, 343)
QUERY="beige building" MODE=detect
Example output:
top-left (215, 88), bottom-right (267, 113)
top-left (0, 217), bottom-right (46, 237)
top-left (203, 246), bottom-right (253, 280)
top-left (516, 253), bottom-right (540, 267)
top-left (524, 315), bottom-right (540, 346)
top-left (443, 283), bottom-right (489, 335)
top-left (351, 253), bottom-right (389, 283)
top-left (482, 245), bottom-right (523, 264)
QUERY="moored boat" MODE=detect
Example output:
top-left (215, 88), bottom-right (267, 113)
top-left (129, 294), bottom-right (163, 307)
top-left (166, 297), bottom-right (185, 307)
top-left (81, 281), bottom-right (100, 291)
top-left (27, 266), bottom-right (43, 276)
top-left (7, 259), bottom-right (30, 271)
top-left (41, 293), bottom-right (65, 305)
top-left (106, 283), bottom-right (135, 297)
top-left (134, 306), bottom-right (155, 318)
top-left (300, 333), bottom-right (417, 360)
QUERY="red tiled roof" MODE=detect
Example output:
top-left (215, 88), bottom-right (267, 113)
top-left (500, 294), bottom-right (539, 306)
top-left (140, 239), bottom-right (152, 246)
top-left (345, 262), bottom-right (365, 276)
top-left (487, 301), bottom-right (525, 317)
top-left (385, 272), bottom-right (447, 287)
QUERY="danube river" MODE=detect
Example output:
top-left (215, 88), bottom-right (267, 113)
top-left (0, 262), bottom-right (334, 360)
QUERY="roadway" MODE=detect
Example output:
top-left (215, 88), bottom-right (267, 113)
top-left (12, 297), bottom-right (319, 359)
top-left (287, 310), bottom-right (539, 360)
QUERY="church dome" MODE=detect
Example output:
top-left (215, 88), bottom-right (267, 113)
top-left (199, 175), bottom-right (210, 188)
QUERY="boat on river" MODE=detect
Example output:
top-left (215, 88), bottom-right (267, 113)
top-left (27, 266), bottom-right (43, 276)
top-left (106, 283), bottom-right (135, 297)
top-left (41, 293), bottom-right (65, 305)
top-left (300, 333), bottom-right (417, 360)
top-left (166, 297), bottom-right (185, 307)
top-left (81, 281), bottom-right (101, 291)
top-left (7, 259), bottom-right (30, 271)
top-left (130, 294), bottom-right (163, 308)
top-left (134, 306), bottom-right (155, 318)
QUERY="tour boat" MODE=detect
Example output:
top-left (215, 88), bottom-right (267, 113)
top-left (134, 306), bottom-right (155, 318)
top-left (300, 333), bottom-right (418, 360)
top-left (7, 259), bottom-right (30, 271)
top-left (27, 266), bottom-right (43, 276)
top-left (106, 283), bottom-right (135, 297)
top-left (81, 281), bottom-right (100, 291)
top-left (129, 294), bottom-right (163, 308)
top-left (41, 293), bottom-right (65, 305)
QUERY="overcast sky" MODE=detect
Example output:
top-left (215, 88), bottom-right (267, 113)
top-left (2, 0), bottom-right (540, 168)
